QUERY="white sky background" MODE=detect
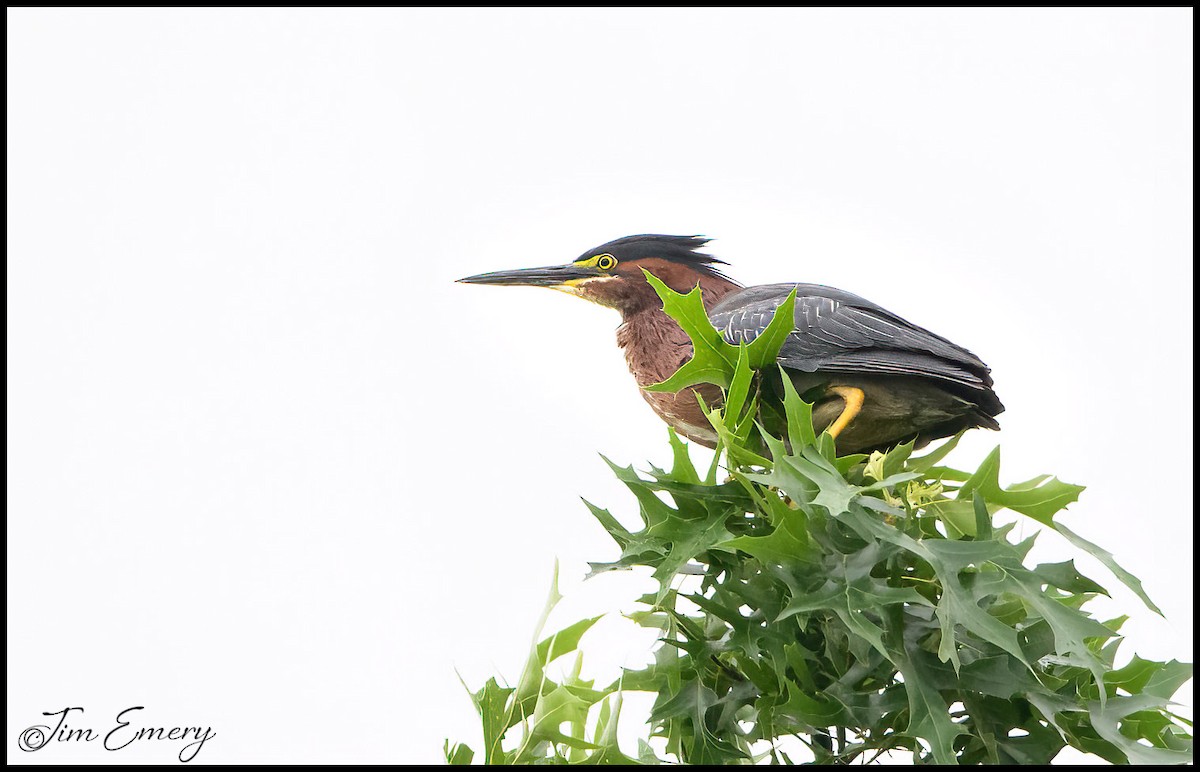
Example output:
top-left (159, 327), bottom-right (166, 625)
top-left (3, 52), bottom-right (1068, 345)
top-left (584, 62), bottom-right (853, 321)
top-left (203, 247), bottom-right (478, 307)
top-left (6, 8), bottom-right (1192, 765)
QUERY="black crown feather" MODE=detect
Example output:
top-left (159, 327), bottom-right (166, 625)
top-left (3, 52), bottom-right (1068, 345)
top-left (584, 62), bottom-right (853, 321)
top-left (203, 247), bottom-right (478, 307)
top-left (580, 234), bottom-right (733, 282)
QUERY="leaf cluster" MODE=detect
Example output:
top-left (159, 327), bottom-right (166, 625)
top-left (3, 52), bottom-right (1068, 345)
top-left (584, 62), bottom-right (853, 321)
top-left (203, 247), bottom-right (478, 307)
top-left (448, 277), bottom-right (1192, 765)
top-left (445, 565), bottom-right (637, 765)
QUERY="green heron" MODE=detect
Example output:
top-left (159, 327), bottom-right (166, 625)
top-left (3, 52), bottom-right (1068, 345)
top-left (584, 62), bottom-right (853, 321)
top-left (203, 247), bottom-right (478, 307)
top-left (458, 234), bottom-right (1003, 455)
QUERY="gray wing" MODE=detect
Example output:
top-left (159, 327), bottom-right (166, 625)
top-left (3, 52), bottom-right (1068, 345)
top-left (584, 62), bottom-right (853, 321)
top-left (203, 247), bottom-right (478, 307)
top-left (708, 283), bottom-right (994, 389)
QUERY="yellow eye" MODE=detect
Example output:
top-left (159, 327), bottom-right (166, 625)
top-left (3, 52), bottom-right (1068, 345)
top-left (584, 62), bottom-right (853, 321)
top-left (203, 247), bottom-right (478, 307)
top-left (596, 254), bottom-right (617, 270)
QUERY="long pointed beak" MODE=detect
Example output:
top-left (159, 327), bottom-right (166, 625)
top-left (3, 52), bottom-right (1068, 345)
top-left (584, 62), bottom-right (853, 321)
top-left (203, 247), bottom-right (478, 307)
top-left (456, 264), bottom-right (600, 287)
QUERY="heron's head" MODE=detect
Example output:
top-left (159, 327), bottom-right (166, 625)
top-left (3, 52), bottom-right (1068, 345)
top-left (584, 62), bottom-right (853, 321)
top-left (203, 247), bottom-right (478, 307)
top-left (457, 234), bottom-right (739, 315)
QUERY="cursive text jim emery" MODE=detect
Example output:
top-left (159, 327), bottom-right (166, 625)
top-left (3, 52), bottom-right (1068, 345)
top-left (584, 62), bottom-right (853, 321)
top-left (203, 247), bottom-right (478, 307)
top-left (18, 706), bottom-right (215, 762)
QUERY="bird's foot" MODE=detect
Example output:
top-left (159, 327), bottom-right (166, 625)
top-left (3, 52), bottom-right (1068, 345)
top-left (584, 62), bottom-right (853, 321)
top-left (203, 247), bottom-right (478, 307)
top-left (826, 386), bottom-right (866, 439)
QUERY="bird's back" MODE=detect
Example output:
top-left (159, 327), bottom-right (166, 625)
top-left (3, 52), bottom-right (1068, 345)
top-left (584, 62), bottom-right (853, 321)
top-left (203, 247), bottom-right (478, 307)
top-left (708, 283), bottom-right (1004, 422)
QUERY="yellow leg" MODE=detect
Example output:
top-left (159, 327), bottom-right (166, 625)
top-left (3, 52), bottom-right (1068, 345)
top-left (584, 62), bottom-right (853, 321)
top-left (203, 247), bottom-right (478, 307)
top-left (826, 386), bottom-right (865, 438)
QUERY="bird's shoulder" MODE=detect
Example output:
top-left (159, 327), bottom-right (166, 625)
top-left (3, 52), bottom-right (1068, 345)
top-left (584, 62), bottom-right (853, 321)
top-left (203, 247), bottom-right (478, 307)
top-left (707, 282), bottom-right (989, 378)
top-left (708, 283), bottom-right (898, 344)
top-left (710, 282), bottom-right (885, 316)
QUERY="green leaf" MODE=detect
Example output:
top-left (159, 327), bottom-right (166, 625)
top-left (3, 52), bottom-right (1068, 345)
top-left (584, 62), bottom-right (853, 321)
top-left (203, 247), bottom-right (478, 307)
top-left (882, 440), bottom-right (916, 479)
top-left (905, 431), bottom-right (965, 474)
top-left (718, 507), bottom-right (812, 565)
top-left (583, 498), bottom-right (633, 549)
top-left (650, 680), bottom-right (750, 764)
top-left (723, 344), bottom-right (755, 429)
top-left (443, 740), bottom-right (474, 765)
top-left (527, 681), bottom-right (609, 749)
top-left (778, 681), bottom-right (844, 726)
top-left (930, 497), bottom-right (979, 539)
top-left (897, 646), bottom-right (969, 764)
top-left (1142, 660), bottom-right (1194, 700)
top-left (957, 447), bottom-right (1086, 524)
top-left (641, 272), bottom-right (739, 392)
top-left (1107, 655), bottom-right (1178, 696)
top-left (535, 615), bottom-right (604, 669)
top-left (959, 655), bottom-right (1040, 699)
top-left (667, 429), bottom-right (701, 485)
top-left (707, 402), bottom-right (771, 468)
top-left (1023, 588), bottom-right (1119, 698)
top-left (1033, 560), bottom-right (1109, 596)
top-left (1090, 695), bottom-right (1195, 764)
top-left (777, 366), bottom-right (818, 450)
top-left (471, 677), bottom-right (516, 765)
top-left (750, 444), bottom-right (863, 516)
top-left (973, 493), bottom-right (993, 540)
top-left (1056, 521), bottom-right (1164, 616)
top-left (637, 739), bottom-right (661, 764)
top-left (744, 287), bottom-right (798, 368)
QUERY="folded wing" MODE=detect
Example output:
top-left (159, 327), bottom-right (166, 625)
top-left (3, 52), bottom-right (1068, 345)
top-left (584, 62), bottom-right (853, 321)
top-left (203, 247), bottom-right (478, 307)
top-left (708, 283), bottom-right (998, 396)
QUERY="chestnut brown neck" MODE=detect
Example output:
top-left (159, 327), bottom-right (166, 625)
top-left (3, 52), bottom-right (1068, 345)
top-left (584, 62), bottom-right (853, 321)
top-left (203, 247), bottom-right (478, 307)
top-left (611, 264), bottom-right (740, 388)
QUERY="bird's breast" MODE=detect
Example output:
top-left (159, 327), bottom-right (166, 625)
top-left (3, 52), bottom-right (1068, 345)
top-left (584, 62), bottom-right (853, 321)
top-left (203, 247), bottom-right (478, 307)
top-left (616, 311), bottom-right (722, 448)
top-left (616, 314), bottom-right (693, 387)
